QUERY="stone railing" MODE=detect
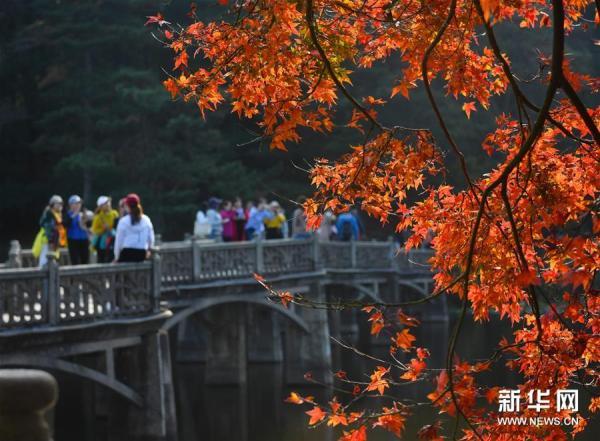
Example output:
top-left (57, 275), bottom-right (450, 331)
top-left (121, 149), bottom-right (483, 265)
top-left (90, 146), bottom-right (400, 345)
top-left (0, 237), bottom-right (432, 290)
top-left (0, 255), bottom-right (161, 329)
top-left (158, 237), bottom-right (432, 286)
top-left (1, 238), bottom-right (431, 329)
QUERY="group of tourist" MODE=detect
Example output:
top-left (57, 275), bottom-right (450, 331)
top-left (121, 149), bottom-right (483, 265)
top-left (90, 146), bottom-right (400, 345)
top-left (194, 196), bottom-right (366, 242)
top-left (34, 193), bottom-right (369, 267)
top-left (34, 193), bottom-right (155, 267)
top-left (194, 196), bottom-right (298, 241)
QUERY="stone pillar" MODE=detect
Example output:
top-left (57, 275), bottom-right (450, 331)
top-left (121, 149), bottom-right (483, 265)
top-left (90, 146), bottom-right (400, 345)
top-left (128, 331), bottom-right (177, 441)
top-left (284, 282), bottom-right (332, 385)
top-left (7, 240), bottom-right (22, 268)
top-left (0, 369), bottom-right (58, 441)
top-left (246, 308), bottom-right (283, 362)
top-left (205, 305), bottom-right (247, 384)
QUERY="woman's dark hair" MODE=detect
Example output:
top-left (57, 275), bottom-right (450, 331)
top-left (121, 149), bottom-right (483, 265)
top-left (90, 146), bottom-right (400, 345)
top-left (129, 202), bottom-right (143, 225)
top-left (124, 193), bottom-right (142, 224)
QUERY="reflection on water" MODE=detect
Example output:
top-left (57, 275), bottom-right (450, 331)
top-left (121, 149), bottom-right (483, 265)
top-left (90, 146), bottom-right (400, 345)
top-left (49, 312), bottom-right (599, 440)
top-left (175, 314), bottom-right (599, 441)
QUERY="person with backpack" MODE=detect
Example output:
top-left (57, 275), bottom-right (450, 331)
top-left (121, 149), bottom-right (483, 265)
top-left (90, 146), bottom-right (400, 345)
top-left (34, 195), bottom-right (67, 267)
top-left (114, 193), bottom-right (155, 262)
top-left (64, 195), bottom-right (90, 265)
top-left (335, 212), bottom-right (359, 241)
top-left (91, 196), bottom-right (119, 263)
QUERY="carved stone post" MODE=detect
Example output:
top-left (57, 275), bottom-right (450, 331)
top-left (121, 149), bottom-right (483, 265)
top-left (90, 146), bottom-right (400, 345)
top-left (7, 240), bottom-right (22, 268)
top-left (350, 240), bottom-right (357, 268)
top-left (151, 252), bottom-right (162, 312)
top-left (46, 256), bottom-right (60, 325)
top-left (192, 238), bottom-right (201, 282)
top-left (0, 369), bottom-right (58, 441)
top-left (311, 234), bottom-right (321, 271)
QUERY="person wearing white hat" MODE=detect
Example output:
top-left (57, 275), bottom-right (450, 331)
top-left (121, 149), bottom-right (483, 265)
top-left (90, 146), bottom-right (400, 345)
top-left (63, 195), bottom-right (90, 265)
top-left (33, 195), bottom-right (67, 267)
top-left (91, 196), bottom-right (119, 263)
top-left (264, 200), bottom-right (287, 239)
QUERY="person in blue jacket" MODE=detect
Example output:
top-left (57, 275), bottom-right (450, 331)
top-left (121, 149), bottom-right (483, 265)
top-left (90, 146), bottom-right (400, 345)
top-left (336, 212), bottom-right (359, 241)
top-left (64, 195), bottom-right (90, 265)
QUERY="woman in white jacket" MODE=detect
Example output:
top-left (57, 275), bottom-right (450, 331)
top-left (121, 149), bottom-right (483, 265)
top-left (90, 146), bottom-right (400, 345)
top-left (114, 193), bottom-right (155, 263)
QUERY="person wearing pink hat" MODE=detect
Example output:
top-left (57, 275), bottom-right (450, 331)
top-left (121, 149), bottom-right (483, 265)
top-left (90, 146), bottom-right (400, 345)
top-left (114, 193), bottom-right (155, 262)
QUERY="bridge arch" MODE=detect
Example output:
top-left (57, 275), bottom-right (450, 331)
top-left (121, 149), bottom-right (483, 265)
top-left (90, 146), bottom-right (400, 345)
top-left (161, 294), bottom-right (309, 333)
top-left (332, 281), bottom-right (384, 304)
top-left (0, 355), bottom-right (143, 406)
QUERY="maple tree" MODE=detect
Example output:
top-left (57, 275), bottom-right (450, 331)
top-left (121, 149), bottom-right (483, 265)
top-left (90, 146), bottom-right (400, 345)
top-left (149, 0), bottom-right (600, 439)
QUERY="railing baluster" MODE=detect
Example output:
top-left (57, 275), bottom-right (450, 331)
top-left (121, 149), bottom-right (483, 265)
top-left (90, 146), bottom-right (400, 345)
top-left (151, 252), bottom-right (162, 312)
top-left (7, 241), bottom-right (22, 269)
top-left (255, 239), bottom-right (264, 274)
top-left (47, 256), bottom-right (59, 325)
top-left (311, 235), bottom-right (321, 270)
top-left (192, 238), bottom-right (201, 282)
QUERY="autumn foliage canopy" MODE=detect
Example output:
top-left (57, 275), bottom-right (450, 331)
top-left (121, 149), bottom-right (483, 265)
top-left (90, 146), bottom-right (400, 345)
top-left (148, 0), bottom-right (600, 439)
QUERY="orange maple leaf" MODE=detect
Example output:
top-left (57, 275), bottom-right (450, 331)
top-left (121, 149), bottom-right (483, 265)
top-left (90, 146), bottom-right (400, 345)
top-left (373, 410), bottom-right (405, 437)
top-left (285, 391), bottom-right (303, 404)
top-left (462, 101), bottom-right (477, 119)
top-left (401, 358), bottom-right (426, 381)
top-left (393, 328), bottom-right (416, 352)
top-left (327, 413), bottom-right (348, 427)
top-left (174, 51), bottom-right (189, 70)
top-left (278, 291), bottom-right (294, 308)
top-left (367, 310), bottom-right (385, 336)
top-left (366, 365), bottom-right (390, 395)
top-left (285, 391), bottom-right (313, 405)
top-left (485, 387), bottom-right (499, 404)
top-left (340, 425), bottom-right (367, 441)
top-left (306, 406), bottom-right (326, 425)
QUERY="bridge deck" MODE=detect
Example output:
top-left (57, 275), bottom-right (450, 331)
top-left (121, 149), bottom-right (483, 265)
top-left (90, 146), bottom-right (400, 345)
top-left (1, 238), bottom-right (433, 332)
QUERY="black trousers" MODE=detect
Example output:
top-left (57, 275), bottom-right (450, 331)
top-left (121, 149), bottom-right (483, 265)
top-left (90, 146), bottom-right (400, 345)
top-left (266, 227), bottom-right (283, 240)
top-left (118, 248), bottom-right (147, 263)
top-left (67, 239), bottom-right (90, 265)
top-left (97, 248), bottom-right (114, 263)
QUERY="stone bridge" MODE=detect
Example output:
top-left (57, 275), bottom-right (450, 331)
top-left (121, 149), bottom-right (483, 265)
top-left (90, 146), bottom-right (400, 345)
top-left (0, 238), bottom-right (438, 440)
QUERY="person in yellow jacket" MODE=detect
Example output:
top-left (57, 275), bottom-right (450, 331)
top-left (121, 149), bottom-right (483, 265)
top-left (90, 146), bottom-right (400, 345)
top-left (91, 196), bottom-right (119, 263)
top-left (264, 201), bottom-right (286, 239)
top-left (33, 195), bottom-right (67, 267)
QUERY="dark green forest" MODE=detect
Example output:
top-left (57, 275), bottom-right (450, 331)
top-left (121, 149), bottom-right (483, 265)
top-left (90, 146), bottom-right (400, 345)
top-left (0, 0), bottom-right (598, 255)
